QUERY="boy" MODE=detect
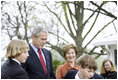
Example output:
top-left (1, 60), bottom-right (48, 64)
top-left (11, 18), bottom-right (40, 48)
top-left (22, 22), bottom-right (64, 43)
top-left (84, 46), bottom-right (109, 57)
top-left (1, 39), bottom-right (29, 79)
top-left (64, 54), bottom-right (103, 79)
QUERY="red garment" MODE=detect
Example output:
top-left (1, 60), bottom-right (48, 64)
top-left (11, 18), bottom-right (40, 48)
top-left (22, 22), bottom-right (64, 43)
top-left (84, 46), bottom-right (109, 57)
top-left (38, 49), bottom-right (47, 76)
top-left (56, 61), bottom-right (79, 79)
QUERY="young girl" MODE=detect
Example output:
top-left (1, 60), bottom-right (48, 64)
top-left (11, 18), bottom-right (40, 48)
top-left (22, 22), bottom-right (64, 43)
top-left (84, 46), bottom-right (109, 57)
top-left (1, 39), bottom-right (29, 79)
top-left (100, 59), bottom-right (117, 79)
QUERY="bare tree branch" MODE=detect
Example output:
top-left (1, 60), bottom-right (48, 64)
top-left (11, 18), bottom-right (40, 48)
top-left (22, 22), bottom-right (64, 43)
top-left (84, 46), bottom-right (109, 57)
top-left (48, 31), bottom-right (69, 43)
top-left (43, 2), bottom-right (70, 35)
top-left (62, 3), bottom-right (75, 38)
top-left (90, 1), bottom-right (117, 19)
top-left (83, 19), bottom-right (115, 49)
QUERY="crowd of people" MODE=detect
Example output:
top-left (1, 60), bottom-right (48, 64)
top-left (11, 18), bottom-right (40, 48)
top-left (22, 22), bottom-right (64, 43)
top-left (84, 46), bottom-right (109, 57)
top-left (1, 26), bottom-right (117, 79)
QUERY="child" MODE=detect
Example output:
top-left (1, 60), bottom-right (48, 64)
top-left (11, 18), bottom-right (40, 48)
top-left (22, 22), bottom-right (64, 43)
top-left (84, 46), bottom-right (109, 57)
top-left (100, 59), bottom-right (117, 79)
top-left (1, 39), bottom-right (29, 79)
top-left (64, 54), bottom-right (103, 79)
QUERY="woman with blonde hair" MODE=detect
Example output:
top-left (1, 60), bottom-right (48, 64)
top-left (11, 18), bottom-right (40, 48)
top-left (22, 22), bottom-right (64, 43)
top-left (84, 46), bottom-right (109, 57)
top-left (1, 39), bottom-right (29, 79)
top-left (100, 59), bottom-right (117, 79)
top-left (56, 43), bottom-right (79, 79)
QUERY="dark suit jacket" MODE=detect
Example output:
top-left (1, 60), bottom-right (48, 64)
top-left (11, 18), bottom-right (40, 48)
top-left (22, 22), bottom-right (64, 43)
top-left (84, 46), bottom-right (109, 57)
top-left (1, 59), bottom-right (28, 79)
top-left (22, 44), bottom-right (55, 79)
top-left (64, 70), bottom-right (103, 79)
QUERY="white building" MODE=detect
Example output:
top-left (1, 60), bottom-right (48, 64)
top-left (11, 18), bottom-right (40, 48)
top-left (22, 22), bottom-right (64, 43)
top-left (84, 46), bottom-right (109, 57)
top-left (93, 40), bottom-right (117, 66)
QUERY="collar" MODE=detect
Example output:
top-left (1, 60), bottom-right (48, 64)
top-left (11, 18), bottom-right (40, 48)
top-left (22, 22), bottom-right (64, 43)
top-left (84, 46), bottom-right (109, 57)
top-left (30, 43), bottom-right (40, 57)
top-left (63, 61), bottom-right (78, 70)
top-left (75, 71), bottom-right (80, 79)
top-left (30, 43), bottom-right (38, 50)
top-left (12, 58), bottom-right (21, 65)
top-left (30, 43), bottom-right (46, 64)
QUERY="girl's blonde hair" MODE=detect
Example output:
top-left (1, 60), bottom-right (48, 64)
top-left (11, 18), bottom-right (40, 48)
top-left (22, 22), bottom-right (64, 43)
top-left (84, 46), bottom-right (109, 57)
top-left (6, 39), bottom-right (29, 59)
top-left (100, 59), bottom-right (116, 74)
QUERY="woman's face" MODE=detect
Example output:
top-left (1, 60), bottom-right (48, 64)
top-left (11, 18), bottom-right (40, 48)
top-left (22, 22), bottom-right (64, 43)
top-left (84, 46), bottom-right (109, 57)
top-left (65, 48), bottom-right (76, 62)
top-left (104, 61), bottom-right (112, 72)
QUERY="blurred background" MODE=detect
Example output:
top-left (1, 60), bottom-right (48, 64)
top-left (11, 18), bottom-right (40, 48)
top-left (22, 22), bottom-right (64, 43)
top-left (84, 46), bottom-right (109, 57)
top-left (1, 1), bottom-right (117, 74)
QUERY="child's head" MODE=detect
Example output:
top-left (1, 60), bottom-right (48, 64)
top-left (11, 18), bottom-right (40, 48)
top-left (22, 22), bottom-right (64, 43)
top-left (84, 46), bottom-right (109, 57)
top-left (6, 39), bottom-right (29, 59)
top-left (100, 59), bottom-right (116, 74)
top-left (77, 54), bottom-right (97, 79)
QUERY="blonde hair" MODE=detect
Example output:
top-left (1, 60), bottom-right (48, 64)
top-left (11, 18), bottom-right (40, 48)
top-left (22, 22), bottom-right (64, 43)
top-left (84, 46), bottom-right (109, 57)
top-left (77, 54), bottom-right (97, 71)
top-left (62, 43), bottom-right (78, 59)
top-left (6, 39), bottom-right (29, 59)
top-left (100, 59), bottom-right (116, 74)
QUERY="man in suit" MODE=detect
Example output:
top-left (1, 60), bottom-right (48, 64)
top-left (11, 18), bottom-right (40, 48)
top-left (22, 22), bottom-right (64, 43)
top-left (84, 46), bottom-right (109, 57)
top-left (22, 26), bottom-right (55, 79)
top-left (64, 54), bottom-right (103, 79)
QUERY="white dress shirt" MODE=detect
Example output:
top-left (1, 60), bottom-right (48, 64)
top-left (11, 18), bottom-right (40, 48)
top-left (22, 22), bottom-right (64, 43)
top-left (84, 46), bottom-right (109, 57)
top-left (30, 43), bottom-right (46, 64)
top-left (12, 58), bottom-right (21, 65)
top-left (75, 71), bottom-right (80, 79)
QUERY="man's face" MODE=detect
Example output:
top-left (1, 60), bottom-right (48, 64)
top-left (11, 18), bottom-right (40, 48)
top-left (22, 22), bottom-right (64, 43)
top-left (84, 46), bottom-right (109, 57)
top-left (32, 31), bottom-right (48, 49)
top-left (79, 67), bottom-right (95, 79)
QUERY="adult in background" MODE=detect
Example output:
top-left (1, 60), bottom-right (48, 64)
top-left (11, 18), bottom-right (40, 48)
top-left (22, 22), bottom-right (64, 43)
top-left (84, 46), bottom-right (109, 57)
top-left (64, 54), bottom-right (103, 79)
top-left (56, 43), bottom-right (79, 79)
top-left (100, 59), bottom-right (117, 79)
top-left (22, 26), bottom-right (55, 79)
top-left (1, 39), bottom-right (29, 79)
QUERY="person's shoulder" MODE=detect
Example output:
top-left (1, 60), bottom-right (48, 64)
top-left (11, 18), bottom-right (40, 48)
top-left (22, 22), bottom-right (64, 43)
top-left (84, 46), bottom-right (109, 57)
top-left (63, 70), bottom-right (78, 79)
top-left (57, 62), bottom-right (70, 70)
top-left (110, 71), bottom-right (117, 75)
top-left (56, 65), bottom-right (64, 71)
top-left (68, 70), bottom-right (78, 73)
top-left (93, 73), bottom-right (104, 79)
top-left (1, 60), bottom-right (16, 77)
top-left (111, 71), bottom-right (117, 73)
top-left (42, 48), bottom-right (50, 52)
top-left (64, 70), bottom-right (78, 75)
top-left (1, 59), bottom-right (11, 68)
top-left (1, 62), bottom-right (8, 72)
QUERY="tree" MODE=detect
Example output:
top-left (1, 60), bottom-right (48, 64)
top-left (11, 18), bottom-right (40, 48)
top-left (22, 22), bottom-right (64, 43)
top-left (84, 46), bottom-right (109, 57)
top-left (1, 1), bottom-right (117, 59)
top-left (1, 1), bottom-right (33, 43)
top-left (43, 1), bottom-right (117, 58)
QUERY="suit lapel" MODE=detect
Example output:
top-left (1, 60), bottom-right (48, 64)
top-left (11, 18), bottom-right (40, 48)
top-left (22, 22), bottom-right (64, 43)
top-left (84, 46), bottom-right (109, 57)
top-left (9, 59), bottom-right (20, 66)
top-left (29, 45), bottom-right (41, 62)
top-left (29, 44), bottom-right (48, 77)
top-left (29, 45), bottom-right (45, 71)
